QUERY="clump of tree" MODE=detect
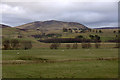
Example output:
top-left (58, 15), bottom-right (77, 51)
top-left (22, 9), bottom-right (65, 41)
top-left (95, 43), bottom-right (101, 48)
top-left (75, 35), bottom-right (83, 39)
top-left (39, 38), bottom-right (100, 43)
top-left (66, 44), bottom-right (71, 49)
top-left (63, 28), bottom-right (68, 32)
top-left (113, 31), bottom-right (116, 33)
top-left (50, 43), bottom-right (60, 49)
top-left (81, 43), bottom-right (91, 48)
top-left (11, 39), bottom-right (19, 50)
top-left (99, 30), bottom-right (102, 33)
top-left (72, 43), bottom-right (78, 49)
top-left (89, 35), bottom-right (101, 42)
top-left (3, 39), bottom-right (11, 50)
top-left (2, 39), bottom-right (32, 50)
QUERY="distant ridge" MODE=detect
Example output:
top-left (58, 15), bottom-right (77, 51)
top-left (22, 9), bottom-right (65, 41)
top-left (94, 27), bottom-right (120, 29)
top-left (0, 24), bottom-right (11, 28)
top-left (16, 20), bottom-right (88, 30)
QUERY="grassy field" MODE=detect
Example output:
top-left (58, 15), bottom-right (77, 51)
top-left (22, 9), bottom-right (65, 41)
top-left (2, 48), bottom-right (118, 78)
top-left (2, 28), bottom-right (119, 78)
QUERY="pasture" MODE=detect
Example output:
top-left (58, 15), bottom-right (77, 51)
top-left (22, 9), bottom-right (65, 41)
top-left (2, 47), bottom-right (118, 78)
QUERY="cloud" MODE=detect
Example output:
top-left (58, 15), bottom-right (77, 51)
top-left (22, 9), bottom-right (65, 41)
top-left (0, 1), bottom-right (118, 28)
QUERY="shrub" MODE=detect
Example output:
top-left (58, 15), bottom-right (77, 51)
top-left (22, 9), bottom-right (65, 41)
top-left (50, 43), bottom-right (60, 49)
top-left (72, 43), bottom-right (78, 49)
top-left (66, 44), bottom-right (71, 49)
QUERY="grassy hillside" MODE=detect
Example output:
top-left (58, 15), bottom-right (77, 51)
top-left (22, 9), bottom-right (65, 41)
top-left (2, 26), bottom-right (118, 49)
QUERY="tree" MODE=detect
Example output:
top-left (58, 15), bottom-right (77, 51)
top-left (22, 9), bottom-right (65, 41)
top-left (81, 43), bottom-right (91, 48)
top-left (99, 30), bottom-right (102, 33)
top-left (3, 39), bottom-right (11, 50)
top-left (63, 28), bottom-right (68, 32)
top-left (118, 30), bottom-right (120, 33)
top-left (11, 39), bottom-right (19, 50)
top-left (66, 44), bottom-right (71, 49)
top-left (113, 31), bottom-right (116, 33)
top-left (89, 35), bottom-right (94, 39)
top-left (72, 43), bottom-right (78, 49)
top-left (95, 43), bottom-right (101, 48)
top-left (76, 35), bottom-right (83, 39)
top-left (96, 30), bottom-right (98, 33)
top-left (50, 43), bottom-right (60, 49)
top-left (94, 35), bottom-right (101, 42)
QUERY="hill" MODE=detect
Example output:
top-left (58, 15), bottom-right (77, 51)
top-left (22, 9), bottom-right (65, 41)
top-left (0, 24), bottom-right (12, 28)
top-left (94, 27), bottom-right (119, 29)
top-left (16, 20), bottom-right (88, 30)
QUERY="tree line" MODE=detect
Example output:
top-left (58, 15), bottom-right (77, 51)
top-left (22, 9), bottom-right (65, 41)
top-left (50, 43), bottom-right (101, 49)
top-left (2, 39), bottom-right (32, 50)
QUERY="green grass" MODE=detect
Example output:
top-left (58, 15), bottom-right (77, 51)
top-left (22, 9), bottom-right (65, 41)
top-left (2, 48), bottom-right (118, 78)
top-left (2, 48), bottom-right (118, 60)
top-left (3, 60), bottom-right (118, 78)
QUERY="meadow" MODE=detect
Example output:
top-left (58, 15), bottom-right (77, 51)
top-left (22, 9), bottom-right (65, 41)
top-left (2, 46), bottom-right (118, 78)
top-left (2, 28), bottom-right (119, 78)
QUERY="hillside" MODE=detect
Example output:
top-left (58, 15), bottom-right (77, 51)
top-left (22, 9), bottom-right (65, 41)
top-left (0, 24), bottom-right (12, 28)
top-left (16, 20), bottom-right (88, 30)
top-left (94, 27), bottom-right (120, 29)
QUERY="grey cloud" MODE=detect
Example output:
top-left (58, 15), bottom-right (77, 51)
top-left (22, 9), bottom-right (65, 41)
top-left (1, 1), bottom-right (118, 28)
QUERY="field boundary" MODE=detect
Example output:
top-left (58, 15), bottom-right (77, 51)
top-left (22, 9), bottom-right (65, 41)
top-left (2, 57), bottom-right (118, 64)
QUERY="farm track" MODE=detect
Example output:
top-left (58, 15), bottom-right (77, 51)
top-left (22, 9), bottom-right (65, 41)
top-left (2, 57), bottom-right (118, 64)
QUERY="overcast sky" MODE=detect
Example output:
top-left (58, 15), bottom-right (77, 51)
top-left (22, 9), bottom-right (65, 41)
top-left (0, 0), bottom-right (118, 28)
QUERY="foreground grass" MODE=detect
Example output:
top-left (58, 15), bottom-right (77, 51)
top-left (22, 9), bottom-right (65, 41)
top-left (3, 60), bottom-right (118, 78)
top-left (2, 48), bottom-right (118, 78)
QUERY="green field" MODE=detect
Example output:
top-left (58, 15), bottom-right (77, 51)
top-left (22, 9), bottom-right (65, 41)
top-left (2, 48), bottom-right (118, 78)
top-left (2, 27), bottom-right (119, 78)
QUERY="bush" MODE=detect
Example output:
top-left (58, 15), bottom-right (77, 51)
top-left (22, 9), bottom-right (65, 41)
top-left (66, 44), bottom-right (71, 49)
top-left (50, 43), bottom-right (60, 49)
top-left (72, 43), bottom-right (78, 49)
top-left (81, 43), bottom-right (91, 48)
top-left (95, 43), bottom-right (101, 48)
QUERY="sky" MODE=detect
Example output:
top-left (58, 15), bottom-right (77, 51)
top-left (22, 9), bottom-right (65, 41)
top-left (0, 0), bottom-right (119, 28)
